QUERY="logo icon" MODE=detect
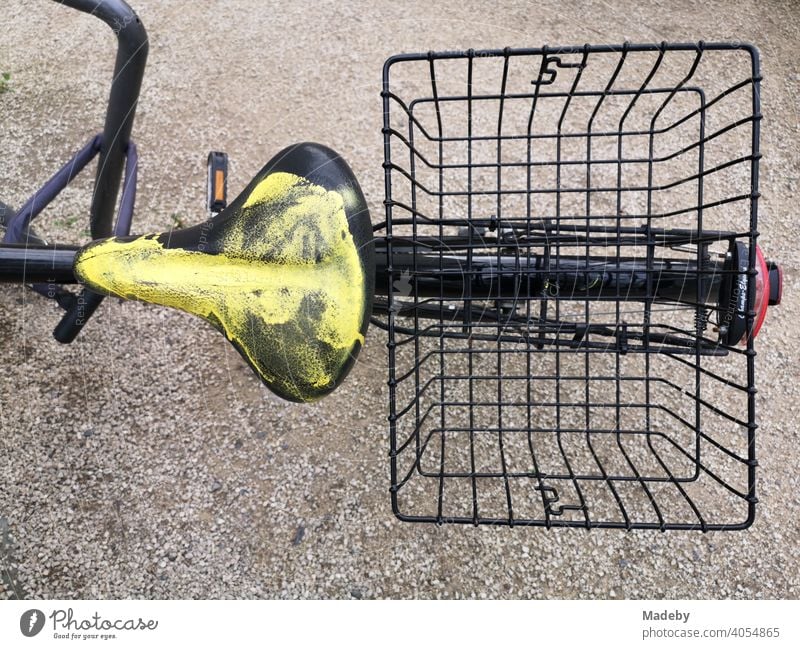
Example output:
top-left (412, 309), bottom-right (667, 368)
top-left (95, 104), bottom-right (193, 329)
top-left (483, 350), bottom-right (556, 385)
top-left (390, 270), bottom-right (413, 313)
top-left (20, 609), bottom-right (45, 637)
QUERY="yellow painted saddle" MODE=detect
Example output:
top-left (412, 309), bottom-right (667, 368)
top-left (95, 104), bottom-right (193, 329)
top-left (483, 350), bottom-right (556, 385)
top-left (74, 143), bottom-right (374, 402)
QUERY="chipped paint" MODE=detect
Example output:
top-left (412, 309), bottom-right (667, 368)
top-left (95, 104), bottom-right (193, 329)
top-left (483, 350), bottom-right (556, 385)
top-left (74, 172), bottom-right (366, 402)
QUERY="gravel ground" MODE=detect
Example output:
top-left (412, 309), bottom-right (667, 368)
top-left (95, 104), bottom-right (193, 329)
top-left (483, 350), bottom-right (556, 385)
top-left (0, 0), bottom-right (798, 599)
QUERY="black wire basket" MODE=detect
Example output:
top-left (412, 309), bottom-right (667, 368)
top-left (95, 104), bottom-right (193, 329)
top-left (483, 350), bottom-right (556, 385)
top-left (375, 42), bottom-right (762, 530)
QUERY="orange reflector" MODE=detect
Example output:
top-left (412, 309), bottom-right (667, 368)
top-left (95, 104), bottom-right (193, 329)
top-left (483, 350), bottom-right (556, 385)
top-left (214, 169), bottom-right (225, 202)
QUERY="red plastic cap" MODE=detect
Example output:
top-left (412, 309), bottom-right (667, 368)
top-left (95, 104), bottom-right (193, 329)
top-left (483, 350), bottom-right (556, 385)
top-left (749, 246), bottom-right (770, 341)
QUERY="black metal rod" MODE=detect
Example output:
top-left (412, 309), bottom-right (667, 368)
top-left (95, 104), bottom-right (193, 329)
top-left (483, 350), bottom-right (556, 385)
top-left (53, 140), bottom-right (141, 343)
top-left (53, 291), bottom-right (105, 342)
top-left (0, 245), bottom-right (79, 283)
top-left (0, 239), bottom-right (723, 310)
top-left (57, 0), bottom-right (148, 239)
top-left (374, 247), bottom-right (721, 305)
top-left (52, 0), bottom-right (147, 344)
top-left (2, 136), bottom-right (102, 244)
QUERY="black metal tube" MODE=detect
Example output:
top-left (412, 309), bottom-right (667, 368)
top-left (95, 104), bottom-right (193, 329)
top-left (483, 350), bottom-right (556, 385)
top-left (0, 237), bottom-right (724, 314)
top-left (0, 238), bottom-right (723, 308)
top-left (0, 245), bottom-right (78, 283)
top-left (374, 245), bottom-right (721, 305)
top-left (2, 135), bottom-right (101, 244)
top-left (53, 137), bottom-right (141, 343)
top-left (53, 292), bottom-right (106, 343)
top-left (52, 0), bottom-right (148, 344)
top-left (57, 0), bottom-right (149, 239)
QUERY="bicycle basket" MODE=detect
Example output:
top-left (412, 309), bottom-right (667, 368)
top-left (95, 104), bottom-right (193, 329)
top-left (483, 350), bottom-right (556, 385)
top-left (375, 43), bottom-right (761, 530)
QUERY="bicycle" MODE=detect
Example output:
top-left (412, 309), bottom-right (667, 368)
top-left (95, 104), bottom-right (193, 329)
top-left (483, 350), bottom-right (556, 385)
top-left (0, 0), bottom-right (783, 531)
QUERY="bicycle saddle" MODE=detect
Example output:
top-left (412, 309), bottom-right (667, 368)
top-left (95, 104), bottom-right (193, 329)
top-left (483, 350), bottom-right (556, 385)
top-left (73, 143), bottom-right (375, 402)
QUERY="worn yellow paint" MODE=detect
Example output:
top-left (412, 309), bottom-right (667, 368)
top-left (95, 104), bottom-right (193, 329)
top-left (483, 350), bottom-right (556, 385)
top-left (73, 172), bottom-right (366, 402)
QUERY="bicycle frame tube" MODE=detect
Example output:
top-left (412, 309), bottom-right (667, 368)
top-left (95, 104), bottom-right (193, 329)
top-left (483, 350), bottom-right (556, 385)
top-left (0, 246), bottom-right (79, 283)
top-left (58, 0), bottom-right (148, 240)
top-left (0, 241), bottom-right (721, 312)
top-left (374, 246), bottom-right (721, 305)
top-left (49, 0), bottom-right (147, 342)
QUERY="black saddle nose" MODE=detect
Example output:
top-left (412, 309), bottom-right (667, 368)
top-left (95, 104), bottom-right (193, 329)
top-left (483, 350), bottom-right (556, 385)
top-left (74, 143), bottom-right (375, 402)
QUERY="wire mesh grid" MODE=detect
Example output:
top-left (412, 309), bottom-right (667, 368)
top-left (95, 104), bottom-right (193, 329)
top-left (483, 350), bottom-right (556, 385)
top-left (376, 43), bottom-right (761, 529)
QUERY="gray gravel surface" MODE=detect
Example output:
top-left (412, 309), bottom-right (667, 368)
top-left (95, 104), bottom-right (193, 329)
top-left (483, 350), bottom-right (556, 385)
top-left (0, 0), bottom-right (798, 599)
